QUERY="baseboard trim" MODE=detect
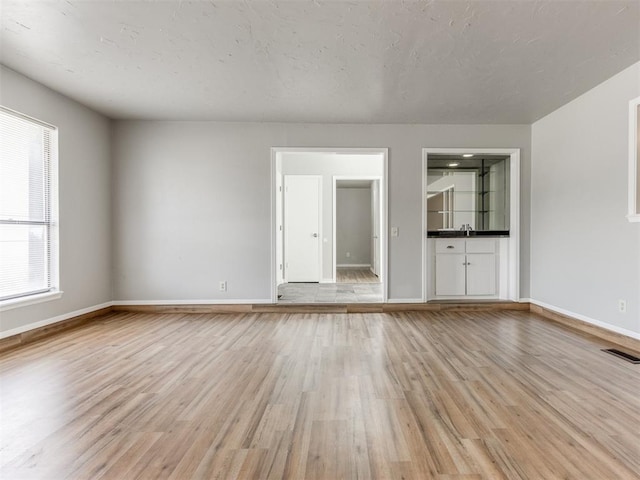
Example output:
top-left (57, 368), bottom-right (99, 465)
top-left (0, 302), bottom-right (114, 353)
top-left (386, 298), bottom-right (424, 304)
top-left (112, 299), bottom-right (272, 306)
top-left (336, 264), bottom-right (371, 268)
top-left (529, 299), bottom-right (640, 353)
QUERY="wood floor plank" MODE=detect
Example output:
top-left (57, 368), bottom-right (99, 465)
top-left (1, 309), bottom-right (639, 479)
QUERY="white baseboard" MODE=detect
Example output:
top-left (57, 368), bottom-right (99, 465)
top-left (112, 299), bottom-right (273, 306)
top-left (336, 264), bottom-right (371, 268)
top-left (529, 298), bottom-right (640, 341)
top-left (386, 298), bottom-right (424, 304)
top-left (0, 301), bottom-right (113, 340)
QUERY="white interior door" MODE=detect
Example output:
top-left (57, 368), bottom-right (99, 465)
top-left (284, 175), bottom-right (321, 282)
top-left (371, 180), bottom-right (380, 276)
top-left (275, 173), bottom-right (284, 285)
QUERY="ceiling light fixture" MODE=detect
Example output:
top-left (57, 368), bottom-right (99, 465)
top-left (448, 162), bottom-right (459, 167)
top-left (462, 154), bottom-right (474, 157)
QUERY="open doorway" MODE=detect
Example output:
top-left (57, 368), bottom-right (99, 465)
top-left (271, 148), bottom-right (388, 303)
top-left (333, 177), bottom-right (382, 299)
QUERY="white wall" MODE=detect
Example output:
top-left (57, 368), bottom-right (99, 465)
top-left (113, 121), bottom-right (531, 302)
top-left (531, 61), bottom-right (640, 336)
top-left (0, 66), bottom-right (112, 335)
top-left (336, 187), bottom-right (372, 266)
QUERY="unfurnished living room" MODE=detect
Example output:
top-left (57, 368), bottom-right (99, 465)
top-left (1, 1), bottom-right (639, 479)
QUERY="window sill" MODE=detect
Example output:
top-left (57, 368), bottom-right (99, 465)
top-left (0, 291), bottom-right (64, 312)
top-left (627, 214), bottom-right (640, 223)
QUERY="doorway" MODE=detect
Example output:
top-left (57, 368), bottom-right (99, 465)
top-left (271, 148), bottom-right (388, 303)
top-left (333, 177), bottom-right (383, 302)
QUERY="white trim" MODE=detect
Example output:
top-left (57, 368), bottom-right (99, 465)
top-left (422, 148), bottom-right (520, 303)
top-left (270, 147), bottom-right (389, 155)
top-left (430, 295), bottom-right (501, 301)
top-left (0, 105), bottom-right (57, 130)
top-left (112, 299), bottom-right (273, 306)
top-left (530, 299), bottom-right (640, 341)
top-left (386, 298), bottom-right (424, 303)
top-left (629, 96), bottom-right (640, 221)
top-left (271, 148), bottom-right (278, 302)
top-left (0, 300), bottom-right (111, 339)
top-left (336, 264), bottom-right (372, 268)
top-left (519, 297), bottom-right (533, 303)
top-left (0, 290), bottom-right (64, 312)
top-left (271, 147), bottom-right (389, 303)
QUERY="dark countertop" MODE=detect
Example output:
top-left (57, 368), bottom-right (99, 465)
top-left (427, 230), bottom-right (510, 238)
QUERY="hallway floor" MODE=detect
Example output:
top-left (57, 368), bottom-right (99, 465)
top-left (278, 268), bottom-right (382, 303)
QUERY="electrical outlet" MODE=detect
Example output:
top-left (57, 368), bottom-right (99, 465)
top-left (391, 227), bottom-right (399, 237)
top-left (219, 281), bottom-right (227, 292)
top-left (346, 252), bottom-right (351, 258)
top-left (618, 299), bottom-right (626, 313)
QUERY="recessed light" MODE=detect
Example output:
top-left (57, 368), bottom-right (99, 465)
top-left (462, 154), bottom-right (474, 157)
top-left (448, 162), bottom-right (459, 167)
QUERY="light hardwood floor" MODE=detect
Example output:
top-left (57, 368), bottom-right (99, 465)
top-left (336, 267), bottom-right (380, 283)
top-left (1, 310), bottom-right (639, 479)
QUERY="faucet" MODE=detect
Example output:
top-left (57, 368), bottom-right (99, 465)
top-left (459, 224), bottom-right (473, 236)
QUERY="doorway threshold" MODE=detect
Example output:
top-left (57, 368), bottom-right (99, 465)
top-left (277, 282), bottom-right (382, 304)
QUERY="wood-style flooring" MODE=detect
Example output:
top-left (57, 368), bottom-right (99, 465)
top-left (336, 267), bottom-right (380, 284)
top-left (1, 310), bottom-right (639, 479)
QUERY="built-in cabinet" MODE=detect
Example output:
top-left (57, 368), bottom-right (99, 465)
top-left (423, 149), bottom-right (519, 302)
top-left (433, 238), bottom-right (498, 297)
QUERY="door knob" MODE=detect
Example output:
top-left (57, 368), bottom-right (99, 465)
top-left (312, 233), bottom-right (318, 238)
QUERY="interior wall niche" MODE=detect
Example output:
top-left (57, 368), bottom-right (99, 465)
top-left (426, 154), bottom-right (510, 232)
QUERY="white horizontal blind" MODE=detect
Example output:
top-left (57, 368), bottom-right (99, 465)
top-left (0, 107), bottom-right (57, 301)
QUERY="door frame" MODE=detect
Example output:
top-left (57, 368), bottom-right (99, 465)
top-left (271, 147), bottom-right (388, 303)
top-left (421, 148), bottom-right (520, 302)
top-left (332, 175), bottom-right (383, 283)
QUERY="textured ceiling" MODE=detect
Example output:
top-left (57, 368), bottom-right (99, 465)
top-left (1, 0), bottom-right (639, 123)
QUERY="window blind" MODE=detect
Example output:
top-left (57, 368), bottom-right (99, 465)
top-left (0, 106), bottom-right (57, 301)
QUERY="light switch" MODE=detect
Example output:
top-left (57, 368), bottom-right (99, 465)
top-left (391, 227), bottom-right (399, 237)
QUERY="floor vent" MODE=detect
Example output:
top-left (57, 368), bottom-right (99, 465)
top-left (602, 349), bottom-right (640, 364)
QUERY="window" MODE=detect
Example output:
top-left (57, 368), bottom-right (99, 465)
top-left (0, 106), bottom-right (59, 308)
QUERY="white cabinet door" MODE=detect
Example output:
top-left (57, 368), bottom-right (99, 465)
top-left (435, 254), bottom-right (466, 296)
top-left (466, 254), bottom-right (496, 295)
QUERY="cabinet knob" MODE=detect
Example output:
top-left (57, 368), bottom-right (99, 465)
top-left (447, 245), bottom-right (454, 249)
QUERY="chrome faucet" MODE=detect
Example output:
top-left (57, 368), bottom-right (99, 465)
top-left (459, 224), bottom-right (473, 236)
